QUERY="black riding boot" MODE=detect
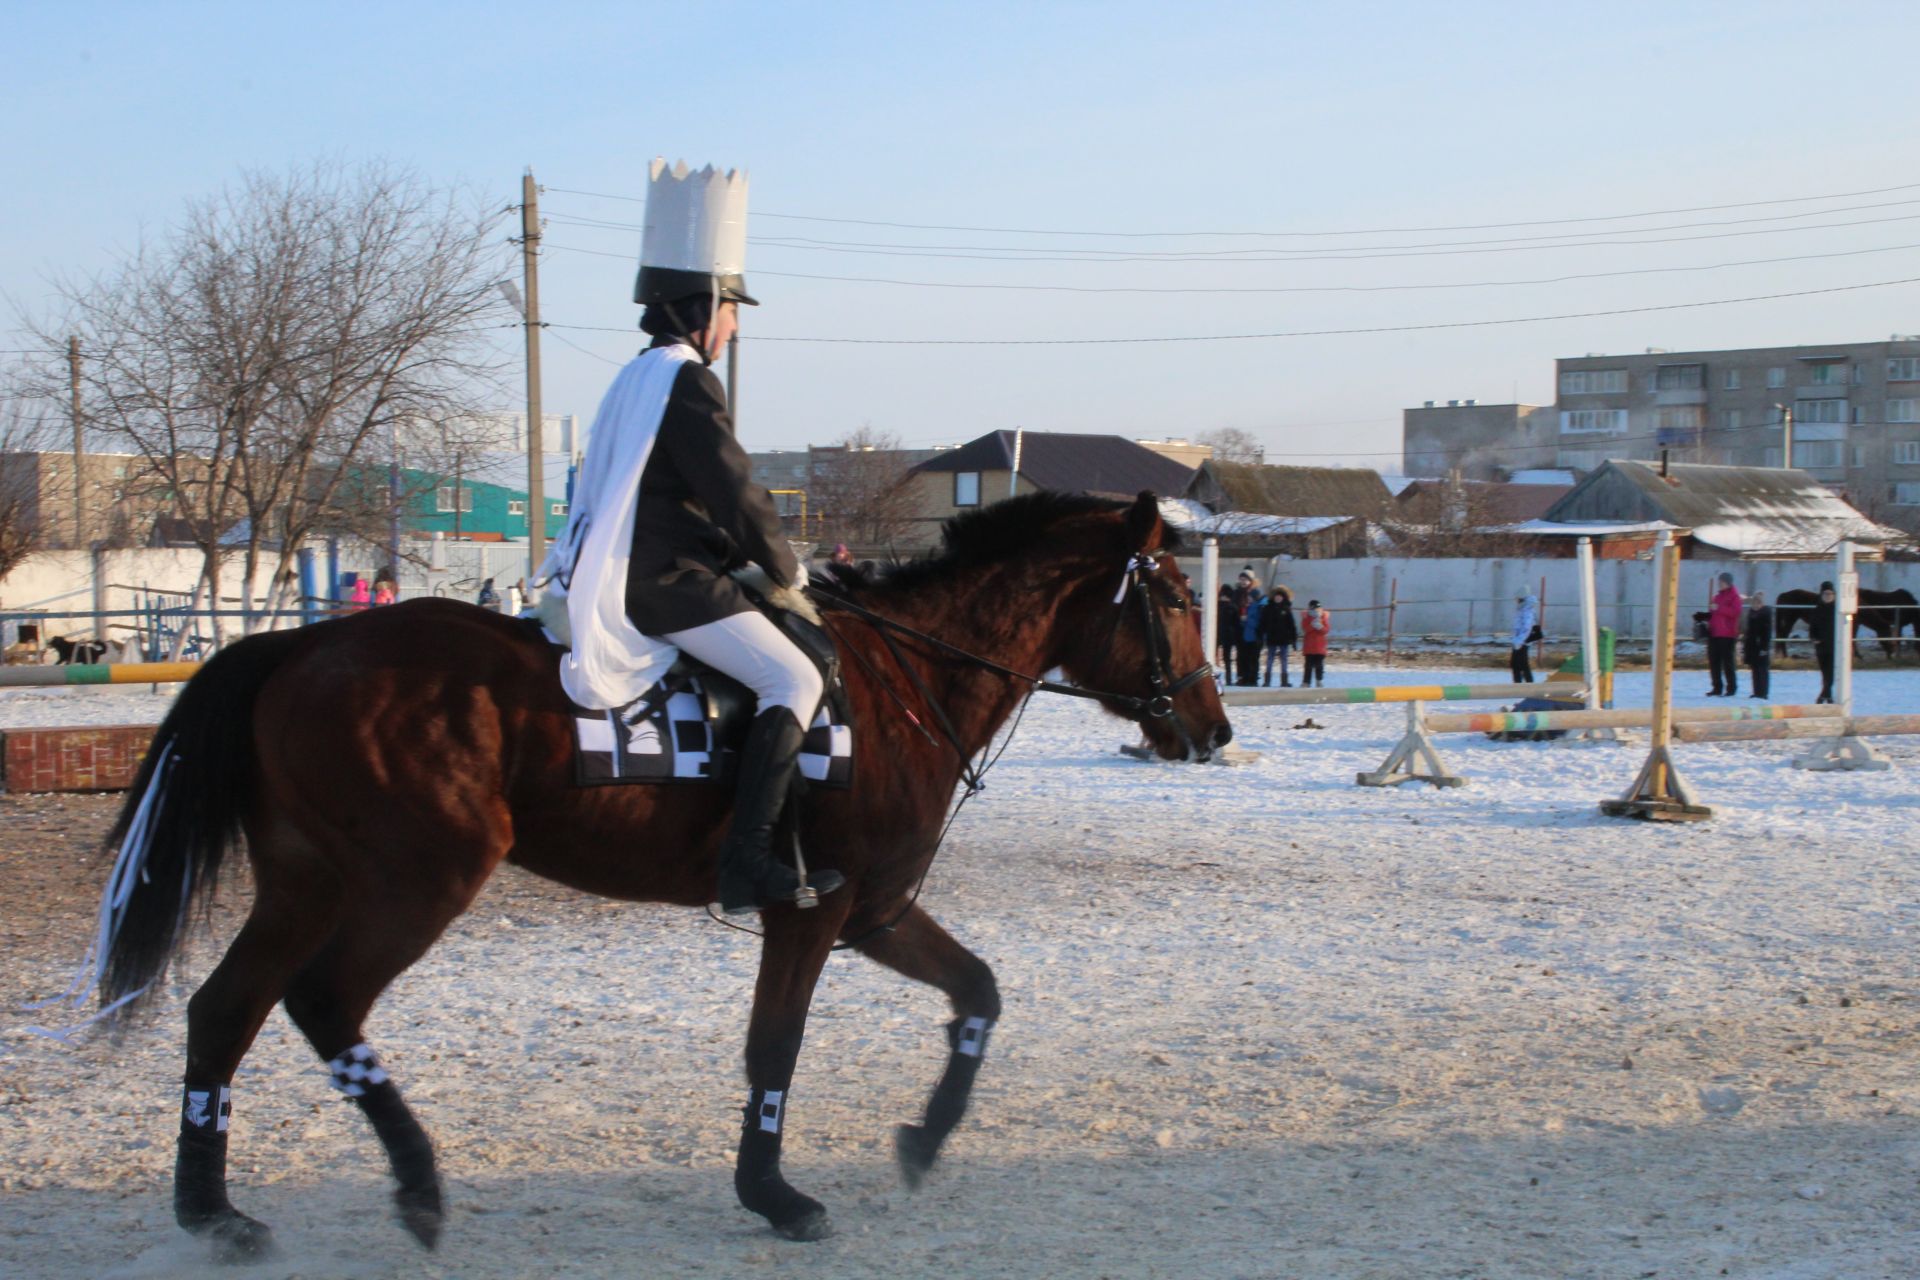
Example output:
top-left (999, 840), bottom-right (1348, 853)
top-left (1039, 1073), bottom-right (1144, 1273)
top-left (716, 707), bottom-right (845, 915)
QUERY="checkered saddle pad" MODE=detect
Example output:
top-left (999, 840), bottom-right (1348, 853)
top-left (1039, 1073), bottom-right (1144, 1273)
top-left (552, 610), bottom-right (854, 790)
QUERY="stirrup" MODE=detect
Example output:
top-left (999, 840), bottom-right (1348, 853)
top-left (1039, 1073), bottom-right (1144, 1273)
top-left (716, 867), bottom-right (846, 916)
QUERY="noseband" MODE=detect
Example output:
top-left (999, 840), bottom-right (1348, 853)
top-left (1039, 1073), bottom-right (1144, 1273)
top-left (1109, 553), bottom-right (1214, 722)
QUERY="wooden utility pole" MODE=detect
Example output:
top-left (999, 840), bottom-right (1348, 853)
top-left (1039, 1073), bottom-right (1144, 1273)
top-left (68, 337), bottom-right (84, 549)
top-left (521, 169), bottom-right (546, 576)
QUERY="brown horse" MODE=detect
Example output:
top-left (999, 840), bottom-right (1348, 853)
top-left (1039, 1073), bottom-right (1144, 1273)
top-left (91, 490), bottom-right (1230, 1260)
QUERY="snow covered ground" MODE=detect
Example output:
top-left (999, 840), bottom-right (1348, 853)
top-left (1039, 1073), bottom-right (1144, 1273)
top-left (2, 664), bottom-right (1918, 1278)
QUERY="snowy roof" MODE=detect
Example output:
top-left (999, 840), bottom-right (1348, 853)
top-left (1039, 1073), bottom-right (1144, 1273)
top-left (1502, 519), bottom-right (1680, 537)
top-left (1158, 497), bottom-right (1354, 537)
top-left (1375, 473), bottom-right (1420, 496)
top-left (1508, 469), bottom-right (1577, 486)
top-left (1541, 461), bottom-right (1903, 557)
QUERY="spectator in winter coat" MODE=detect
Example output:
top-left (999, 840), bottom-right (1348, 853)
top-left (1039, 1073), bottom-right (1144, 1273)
top-left (1510, 592), bottom-right (1538, 683)
top-left (1215, 586), bottom-right (1238, 685)
top-left (1810, 580), bottom-right (1839, 704)
top-left (1262, 586), bottom-right (1299, 686)
top-left (1299, 599), bottom-right (1331, 687)
top-left (1234, 571), bottom-right (1264, 687)
top-left (1742, 590), bottom-right (1773, 700)
top-left (1707, 573), bottom-right (1742, 696)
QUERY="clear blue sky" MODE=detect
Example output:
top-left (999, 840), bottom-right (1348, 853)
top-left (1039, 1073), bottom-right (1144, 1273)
top-left (7, 1), bottom-right (1919, 469)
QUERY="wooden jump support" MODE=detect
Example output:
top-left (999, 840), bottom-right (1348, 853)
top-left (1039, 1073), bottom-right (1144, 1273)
top-left (1590, 536), bottom-right (1705, 820)
top-left (0, 662), bottom-right (201, 688)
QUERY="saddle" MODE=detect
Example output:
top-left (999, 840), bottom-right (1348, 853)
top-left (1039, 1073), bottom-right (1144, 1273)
top-left (546, 599), bottom-right (855, 790)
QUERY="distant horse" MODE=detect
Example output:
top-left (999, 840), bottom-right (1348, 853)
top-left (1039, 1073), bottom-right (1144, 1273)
top-left (86, 491), bottom-right (1230, 1260)
top-left (1773, 587), bottom-right (1916, 659)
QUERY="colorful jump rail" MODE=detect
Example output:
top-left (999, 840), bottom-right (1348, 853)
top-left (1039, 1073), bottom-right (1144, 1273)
top-left (0, 662), bottom-right (201, 688)
top-left (1219, 681), bottom-right (1580, 708)
top-left (1423, 703), bottom-right (1840, 736)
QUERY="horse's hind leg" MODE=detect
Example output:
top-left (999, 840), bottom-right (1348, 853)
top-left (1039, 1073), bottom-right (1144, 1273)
top-left (279, 886), bottom-right (487, 1251)
top-left (176, 877), bottom-right (343, 1260)
top-left (851, 904), bottom-right (1001, 1189)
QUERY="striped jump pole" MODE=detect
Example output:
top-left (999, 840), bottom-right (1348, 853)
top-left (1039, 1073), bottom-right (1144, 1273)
top-left (0, 662), bottom-right (201, 688)
top-left (1426, 703), bottom-right (1842, 735)
top-left (1222, 681), bottom-right (1576, 709)
top-left (1679, 714), bottom-right (1920, 744)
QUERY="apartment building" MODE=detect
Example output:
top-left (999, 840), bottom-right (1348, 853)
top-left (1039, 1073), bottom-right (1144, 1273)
top-left (1401, 401), bottom-right (1555, 479)
top-left (1404, 337), bottom-right (1920, 531)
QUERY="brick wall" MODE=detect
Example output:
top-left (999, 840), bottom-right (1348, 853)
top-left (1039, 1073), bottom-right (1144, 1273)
top-left (2, 725), bottom-right (155, 792)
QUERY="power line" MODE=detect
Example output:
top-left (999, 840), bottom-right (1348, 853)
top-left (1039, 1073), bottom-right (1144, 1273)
top-left (547, 198), bottom-right (1920, 262)
top-left (542, 179), bottom-right (1920, 239)
top-left (556, 196), bottom-right (1920, 259)
top-left (739, 212), bottom-right (1920, 264)
top-left (541, 238), bottom-right (1920, 296)
top-left (542, 275), bottom-right (1920, 346)
top-left (546, 326), bottom-right (630, 368)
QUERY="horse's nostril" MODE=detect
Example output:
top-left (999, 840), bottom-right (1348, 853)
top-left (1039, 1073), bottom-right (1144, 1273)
top-left (1212, 723), bottom-right (1233, 748)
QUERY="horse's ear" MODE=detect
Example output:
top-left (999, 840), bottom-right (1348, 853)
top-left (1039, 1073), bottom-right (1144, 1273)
top-left (1124, 490), bottom-right (1163, 552)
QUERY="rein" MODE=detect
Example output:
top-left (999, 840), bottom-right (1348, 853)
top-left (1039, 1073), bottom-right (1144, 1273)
top-left (815, 553), bottom-right (1212, 728)
top-left (709, 552), bottom-right (1211, 950)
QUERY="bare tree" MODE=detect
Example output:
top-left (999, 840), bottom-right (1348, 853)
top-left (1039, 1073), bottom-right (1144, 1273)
top-left (1196, 427), bottom-right (1264, 466)
top-left (807, 425), bottom-right (919, 549)
top-left (0, 372), bottom-right (58, 580)
top-left (1379, 476), bottom-right (1549, 557)
top-left (27, 161), bottom-right (507, 636)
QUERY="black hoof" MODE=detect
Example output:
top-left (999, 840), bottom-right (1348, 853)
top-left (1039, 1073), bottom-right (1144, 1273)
top-left (773, 1207), bottom-right (834, 1242)
top-left (895, 1123), bottom-right (939, 1190)
top-left (184, 1209), bottom-right (276, 1263)
top-left (395, 1181), bottom-right (445, 1250)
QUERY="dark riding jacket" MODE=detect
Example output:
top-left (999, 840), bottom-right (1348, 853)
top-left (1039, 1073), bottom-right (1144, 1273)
top-left (624, 335), bottom-right (799, 635)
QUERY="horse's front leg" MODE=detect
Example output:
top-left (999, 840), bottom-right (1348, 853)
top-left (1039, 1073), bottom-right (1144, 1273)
top-left (735, 897), bottom-right (853, 1241)
top-left (851, 903), bottom-right (1001, 1189)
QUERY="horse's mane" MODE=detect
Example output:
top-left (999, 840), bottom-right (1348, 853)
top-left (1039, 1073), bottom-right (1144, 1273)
top-left (826, 490), bottom-right (1182, 597)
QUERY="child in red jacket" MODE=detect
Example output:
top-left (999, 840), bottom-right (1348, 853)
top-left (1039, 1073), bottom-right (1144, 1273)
top-left (1299, 599), bottom-right (1331, 687)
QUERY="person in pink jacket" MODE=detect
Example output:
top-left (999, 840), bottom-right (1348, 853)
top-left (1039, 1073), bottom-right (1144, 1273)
top-left (1707, 572), bottom-right (1743, 696)
top-left (1299, 599), bottom-right (1331, 687)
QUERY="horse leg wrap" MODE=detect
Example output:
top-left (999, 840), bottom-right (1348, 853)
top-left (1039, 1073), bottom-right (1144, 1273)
top-left (175, 1081), bottom-right (234, 1223)
top-left (897, 1016), bottom-right (995, 1188)
top-left (735, 1086), bottom-right (829, 1239)
top-left (330, 1043), bottom-right (443, 1248)
top-left (175, 1080), bottom-right (271, 1257)
top-left (925, 1016), bottom-right (993, 1139)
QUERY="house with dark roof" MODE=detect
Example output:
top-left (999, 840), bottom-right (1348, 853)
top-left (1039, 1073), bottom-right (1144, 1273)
top-left (1171, 461), bottom-right (1391, 558)
top-left (1524, 460), bottom-right (1906, 559)
top-left (904, 430), bottom-right (1197, 548)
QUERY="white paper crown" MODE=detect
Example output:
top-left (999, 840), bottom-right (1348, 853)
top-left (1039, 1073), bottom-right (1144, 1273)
top-left (636, 159), bottom-right (752, 304)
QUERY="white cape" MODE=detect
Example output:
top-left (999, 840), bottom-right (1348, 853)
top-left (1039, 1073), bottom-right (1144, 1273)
top-left (536, 344), bottom-right (695, 710)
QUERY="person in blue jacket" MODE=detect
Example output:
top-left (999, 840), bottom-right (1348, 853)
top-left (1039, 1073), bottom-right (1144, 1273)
top-left (1510, 591), bottom-right (1538, 683)
top-left (1235, 572), bottom-right (1265, 687)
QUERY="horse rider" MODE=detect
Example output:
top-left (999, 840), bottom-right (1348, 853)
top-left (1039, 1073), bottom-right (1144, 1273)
top-left (539, 159), bottom-right (843, 916)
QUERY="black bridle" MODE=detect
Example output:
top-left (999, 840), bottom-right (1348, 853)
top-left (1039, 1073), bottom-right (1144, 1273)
top-left (817, 550), bottom-right (1212, 742)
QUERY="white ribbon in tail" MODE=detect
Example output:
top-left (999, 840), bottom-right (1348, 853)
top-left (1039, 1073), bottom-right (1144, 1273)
top-left (20, 741), bottom-right (177, 1043)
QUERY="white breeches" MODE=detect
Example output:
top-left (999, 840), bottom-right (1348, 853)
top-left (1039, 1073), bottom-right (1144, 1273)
top-left (663, 611), bottom-right (824, 722)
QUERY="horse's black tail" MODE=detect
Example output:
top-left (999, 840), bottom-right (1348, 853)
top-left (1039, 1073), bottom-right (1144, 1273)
top-left (96, 626), bottom-right (309, 1021)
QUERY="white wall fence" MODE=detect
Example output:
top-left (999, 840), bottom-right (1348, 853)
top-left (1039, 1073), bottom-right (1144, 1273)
top-left (1178, 554), bottom-right (1920, 644)
top-left (0, 539), bottom-right (540, 643)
